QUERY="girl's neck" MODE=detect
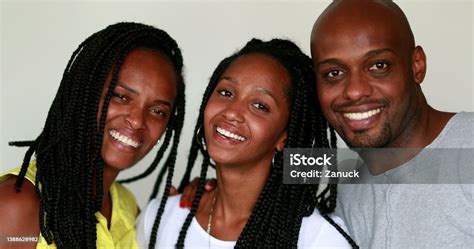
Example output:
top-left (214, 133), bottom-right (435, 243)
top-left (214, 162), bottom-right (270, 218)
top-left (201, 158), bottom-right (272, 240)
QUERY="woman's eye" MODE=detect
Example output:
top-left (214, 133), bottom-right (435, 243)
top-left (112, 92), bottom-right (128, 102)
top-left (252, 103), bottom-right (269, 112)
top-left (369, 61), bottom-right (389, 71)
top-left (217, 89), bottom-right (233, 98)
top-left (150, 108), bottom-right (166, 117)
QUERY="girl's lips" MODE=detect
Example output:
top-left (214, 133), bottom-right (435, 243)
top-left (216, 126), bottom-right (247, 141)
top-left (211, 124), bottom-right (247, 146)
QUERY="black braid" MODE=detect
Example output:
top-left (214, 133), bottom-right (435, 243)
top-left (147, 156), bottom-right (170, 201)
top-left (175, 157), bottom-right (211, 248)
top-left (10, 22), bottom-right (185, 248)
top-left (148, 38), bottom-right (356, 248)
top-left (14, 135), bottom-right (41, 191)
top-left (149, 43), bottom-right (235, 248)
top-left (8, 140), bottom-right (35, 147)
top-left (322, 213), bottom-right (359, 248)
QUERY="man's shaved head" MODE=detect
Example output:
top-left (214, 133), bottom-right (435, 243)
top-left (310, 0), bottom-right (428, 148)
top-left (312, 0), bottom-right (415, 54)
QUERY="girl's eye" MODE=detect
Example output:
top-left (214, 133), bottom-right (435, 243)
top-left (217, 89), bottom-right (233, 98)
top-left (112, 92), bottom-right (128, 102)
top-left (369, 61), bottom-right (390, 72)
top-left (252, 102), bottom-right (269, 112)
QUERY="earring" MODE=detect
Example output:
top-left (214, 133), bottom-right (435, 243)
top-left (154, 139), bottom-right (161, 147)
top-left (272, 150), bottom-right (282, 166)
top-left (195, 125), bottom-right (207, 151)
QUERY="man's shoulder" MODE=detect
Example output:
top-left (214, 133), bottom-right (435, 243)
top-left (432, 112), bottom-right (473, 148)
top-left (450, 112), bottom-right (473, 128)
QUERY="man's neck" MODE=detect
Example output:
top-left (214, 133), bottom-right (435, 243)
top-left (361, 106), bottom-right (455, 175)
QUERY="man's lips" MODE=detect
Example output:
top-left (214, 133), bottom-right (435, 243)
top-left (342, 107), bottom-right (383, 121)
top-left (336, 107), bottom-right (385, 131)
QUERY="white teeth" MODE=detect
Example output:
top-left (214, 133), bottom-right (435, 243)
top-left (343, 108), bottom-right (382, 120)
top-left (216, 127), bottom-right (246, 142)
top-left (109, 130), bottom-right (139, 148)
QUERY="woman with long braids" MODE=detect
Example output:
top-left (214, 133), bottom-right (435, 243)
top-left (0, 22), bottom-right (185, 248)
top-left (138, 38), bottom-right (356, 248)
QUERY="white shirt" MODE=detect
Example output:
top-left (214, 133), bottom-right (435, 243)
top-left (137, 195), bottom-right (351, 249)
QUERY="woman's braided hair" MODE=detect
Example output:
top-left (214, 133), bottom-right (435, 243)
top-left (9, 22), bottom-right (185, 248)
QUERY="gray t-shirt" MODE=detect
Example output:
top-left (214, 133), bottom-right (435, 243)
top-left (336, 112), bottom-right (474, 249)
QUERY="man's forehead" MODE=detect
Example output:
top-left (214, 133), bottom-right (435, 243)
top-left (311, 0), bottom-right (414, 58)
top-left (314, 1), bottom-right (400, 33)
top-left (311, 0), bottom-right (414, 46)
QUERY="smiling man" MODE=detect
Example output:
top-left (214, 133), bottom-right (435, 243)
top-left (310, 0), bottom-right (473, 248)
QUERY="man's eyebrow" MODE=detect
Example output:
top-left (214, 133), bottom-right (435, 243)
top-left (316, 48), bottom-right (395, 68)
top-left (316, 58), bottom-right (341, 68)
top-left (365, 48), bottom-right (395, 58)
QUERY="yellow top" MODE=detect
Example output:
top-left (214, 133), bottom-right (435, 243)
top-left (0, 161), bottom-right (139, 249)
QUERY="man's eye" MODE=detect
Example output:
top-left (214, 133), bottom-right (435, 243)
top-left (325, 70), bottom-right (344, 78)
top-left (369, 62), bottom-right (389, 71)
top-left (217, 89), bottom-right (232, 97)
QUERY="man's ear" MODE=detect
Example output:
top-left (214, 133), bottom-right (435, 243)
top-left (412, 46), bottom-right (427, 85)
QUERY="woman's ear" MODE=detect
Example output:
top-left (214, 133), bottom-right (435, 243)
top-left (275, 131), bottom-right (288, 152)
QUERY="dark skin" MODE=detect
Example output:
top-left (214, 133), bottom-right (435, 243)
top-left (0, 177), bottom-right (115, 249)
top-left (0, 177), bottom-right (39, 249)
top-left (311, 0), bottom-right (454, 174)
top-left (0, 49), bottom-right (177, 248)
top-left (193, 54), bottom-right (289, 240)
top-left (0, 177), bottom-right (114, 249)
top-left (179, 0), bottom-right (456, 200)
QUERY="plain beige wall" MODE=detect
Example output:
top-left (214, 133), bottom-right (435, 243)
top-left (1, 0), bottom-right (473, 209)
